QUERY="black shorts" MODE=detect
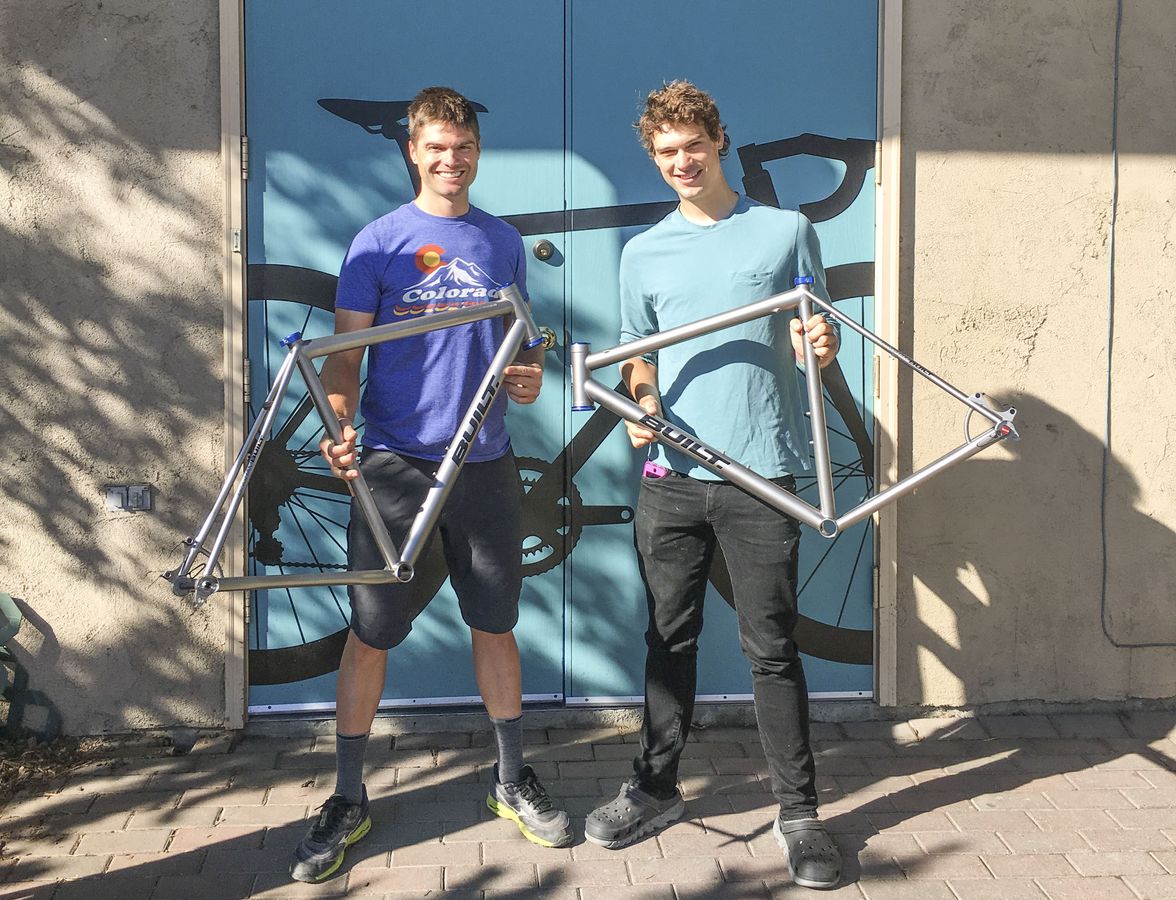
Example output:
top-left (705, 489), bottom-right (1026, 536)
top-left (346, 448), bottom-right (523, 650)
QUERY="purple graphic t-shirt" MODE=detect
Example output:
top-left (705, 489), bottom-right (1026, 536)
top-left (336, 202), bottom-right (527, 462)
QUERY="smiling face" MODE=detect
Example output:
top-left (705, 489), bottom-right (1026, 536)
top-left (649, 123), bottom-right (727, 205)
top-left (408, 121), bottom-right (480, 215)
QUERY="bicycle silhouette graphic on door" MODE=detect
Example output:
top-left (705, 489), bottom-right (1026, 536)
top-left (246, 97), bottom-right (876, 687)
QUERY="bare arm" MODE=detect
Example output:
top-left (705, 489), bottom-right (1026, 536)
top-left (319, 308), bottom-right (374, 480)
top-left (501, 316), bottom-right (544, 405)
top-left (620, 356), bottom-right (661, 449)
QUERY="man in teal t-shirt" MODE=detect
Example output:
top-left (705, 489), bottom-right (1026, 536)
top-left (585, 82), bottom-right (843, 891)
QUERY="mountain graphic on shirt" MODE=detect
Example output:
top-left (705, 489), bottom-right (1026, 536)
top-left (415, 258), bottom-right (495, 291)
top-left (395, 257), bottom-right (503, 315)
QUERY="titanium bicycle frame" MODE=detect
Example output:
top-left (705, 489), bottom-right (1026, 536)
top-left (568, 278), bottom-right (1019, 539)
top-left (165, 284), bottom-right (542, 606)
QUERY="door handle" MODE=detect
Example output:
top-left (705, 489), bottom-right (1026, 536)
top-left (532, 239), bottom-right (556, 262)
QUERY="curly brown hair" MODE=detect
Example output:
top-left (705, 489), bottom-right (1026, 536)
top-left (407, 86), bottom-right (481, 143)
top-left (635, 80), bottom-right (729, 157)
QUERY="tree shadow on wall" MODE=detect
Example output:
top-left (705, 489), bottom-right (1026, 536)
top-left (0, 8), bottom-right (229, 732)
top-left (893, 391), bottom-right (1176, 705)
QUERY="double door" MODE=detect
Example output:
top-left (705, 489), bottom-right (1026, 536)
top-left (242, 0), bottom-right (878, 712)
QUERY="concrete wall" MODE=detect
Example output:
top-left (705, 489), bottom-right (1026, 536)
top-left (0, 0), bottom-right (1172, 733)
top-left (896, 0), bottom-right (1176, 707)
top-left (0, 2), bottom-right (227, 732)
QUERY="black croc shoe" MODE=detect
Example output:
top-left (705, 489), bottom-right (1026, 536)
top-left (773, 816), bottom-right (842, 889)
top-left (584, 780), bottom-right (685, 849)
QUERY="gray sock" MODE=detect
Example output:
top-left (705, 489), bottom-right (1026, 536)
top-left (491, 714), bottom-right (523, 784)
top-left (334, 731), bottom-right (369, 804)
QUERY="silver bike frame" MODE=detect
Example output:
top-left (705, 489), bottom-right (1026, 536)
top-left (568, 279), bottom-right (1018, 539)
top-left (165, 284), bottom-right (542, 605)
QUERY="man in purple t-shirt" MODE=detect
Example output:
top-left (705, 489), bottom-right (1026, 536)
top-left (289, 87), bottom-right (570, 884)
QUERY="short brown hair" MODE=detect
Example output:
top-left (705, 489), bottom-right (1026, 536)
top-left (636, 80), bottom-right (729, 157)
top-left (407, 86), bottom-right (481, 142)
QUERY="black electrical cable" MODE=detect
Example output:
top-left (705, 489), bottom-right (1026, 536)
top-left (1098, 0), bottom-right (1174, 648)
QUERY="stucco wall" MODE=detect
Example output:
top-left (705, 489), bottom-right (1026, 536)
top-left (0, 2), bottom-right (227, 732)
top-left (896, 0), bottom-right (1176, 706)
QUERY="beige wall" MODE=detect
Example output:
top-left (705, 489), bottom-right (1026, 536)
top-left (0, 2), bottom-right (228, 732)
top-left (0, 0), bottom-right (1172, 734)
top-left (896, 0), bottom-right (1176, 706)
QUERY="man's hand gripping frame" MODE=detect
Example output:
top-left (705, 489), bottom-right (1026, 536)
top-left (568, 278), bottom-right (1018, 539)
top-left (165, 284), bottom-right (543, 606)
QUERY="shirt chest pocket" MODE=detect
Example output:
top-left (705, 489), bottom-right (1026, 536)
top-left (732, 270), bottom-right (774, 287)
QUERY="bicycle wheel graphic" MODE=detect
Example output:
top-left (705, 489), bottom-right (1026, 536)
top-left (245, 259), bottom-right (875, 685)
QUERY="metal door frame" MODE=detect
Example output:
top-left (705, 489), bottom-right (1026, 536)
top-left (218, 0), bottom-right (906, 722)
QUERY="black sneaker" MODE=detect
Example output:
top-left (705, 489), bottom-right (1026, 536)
top-left (584, 780), bottom-right (685, 849)
top-left (487, 765), bottom-right (573, 848)
top-left (290, 786), bottom-right (372, 883)
top-left (773, 816), bottom-right (842, 889)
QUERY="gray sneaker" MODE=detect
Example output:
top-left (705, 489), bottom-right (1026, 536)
top-left (584, 780), bottom-right (685, 849)
top-left (289, 786), bottom-right (371, 883)
top-left (487, 764), bottom-right (573, 847)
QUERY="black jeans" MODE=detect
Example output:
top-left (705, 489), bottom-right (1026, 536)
top-left (631, 472), bottom-right (817, 819)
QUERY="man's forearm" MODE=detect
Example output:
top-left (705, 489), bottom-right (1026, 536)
top-left (621, 357), bottom-right (660, 406)
top-left (319, 351), bottom-right (363, 424)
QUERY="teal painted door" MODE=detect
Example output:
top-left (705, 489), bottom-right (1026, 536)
top-left (242, 0), bottom-right (877, 712)
top-left (563, 2), bottom-right (878, 701)
top-left (243, 0), bottom-right (568, 710)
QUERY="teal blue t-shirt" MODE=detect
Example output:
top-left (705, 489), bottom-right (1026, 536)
top-left (618, 197), bottom-right (831, 480)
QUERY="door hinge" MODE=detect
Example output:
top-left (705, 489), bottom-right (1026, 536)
top-left (244, 590), bottom-right (251, 625)
top-left (241, 135), bottom-right (250, 181)
top-left (873, 354), bottom-right (880, 398)
top-left (243, 357), bottom-right (252, 406)
top-left (874, 141), bottom-right (882, 186)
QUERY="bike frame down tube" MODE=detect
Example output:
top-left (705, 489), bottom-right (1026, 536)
top-left (166, 284), bottom-right (541, 604)
top-left (568, 282), bottom-right (1018, 540)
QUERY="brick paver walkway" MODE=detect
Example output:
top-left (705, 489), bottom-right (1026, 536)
top-left (1, 711), bottom-right (1174, 898)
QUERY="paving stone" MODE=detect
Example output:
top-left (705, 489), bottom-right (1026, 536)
top-left (997, 831), bottom-right (1088, 854)
top-left (1121, 712), bottom-right (1176, 741)
top-left (242, 871), bottom-right (350, 897)
top-left (1155, 850), bottom-right (1176, 873)
top-left (75, 828), bottom-right (172, 854)
top-left (54, 875), bottom-right (161, 899)
top-left (629, 855), bottom-right (723, 884)
top-left (867, 811), bottom-right (958, 833)
top-left (976, 715), bottom-right (1059, 739)
top-left (981, 852), bottom-right (1077, 878)
top-left (1029, 809), bottom-right (1117, 832)
top-left (216, 803), bottom-right (307, 826)
top-left (946, 878), bottom-right (1047, 899)
top-left (658, 830), bottom-right (752, 858)
top-left (839, 722), bottom-right (918, 744)
top-left (165, 824), bottom-right (263, 852)
top-left (856, 880), bottom-right (955, 898)
top-left (106, 849), bottom-right (206, 875)
top-left (1047, 714), bottom-right (1130, 739)
top-left (1125, 788), bottom-right (1176, 810)
top-left (127, 806), bottom-right (220, 829)
top-left (1122, 874), bottom-right (1176, 898)
top-left (1067, 849), bottom-right (1166, 876)
top-left (578, 887), bottom-right (676, 899)
top-left (1080, 828), bottom-right (1176, 851)
top-left (346, 864), bottom-right (445, 893)
top-left (1033, 875), bottom-right (1138, 898)
top-left (908, 718), bottom-right (991, 742)
top-left (915, 831), bottom-right (1009, 855)
top-left (970, 791), bottom-right (1055, 811)
top-left (1064, 770), bottom-right (1154, 790)
top-left (898, 853), bottom-right (991, 879)
top-left (537, 859), bottom-right (629, 888)
top-left (0, 880), bottom-right (59, 899)
top-left (1111, 809), bottom-right (1176, 830)
top-left (1044, 789), bottom-right (1135, 810)
top-left (7, 854), bottom-right (109, 881)
top-left (480, 841), bottom-right (573, 865)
